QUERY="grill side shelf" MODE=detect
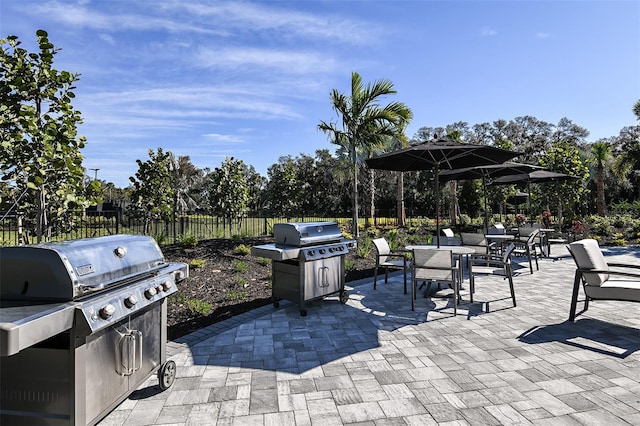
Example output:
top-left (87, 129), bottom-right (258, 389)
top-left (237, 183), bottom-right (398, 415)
top-left (0, 302), bottom-right (76, 357)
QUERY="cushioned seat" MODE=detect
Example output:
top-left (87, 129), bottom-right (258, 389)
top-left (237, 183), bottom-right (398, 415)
top-left (567, 238), bottom-right (640, 321)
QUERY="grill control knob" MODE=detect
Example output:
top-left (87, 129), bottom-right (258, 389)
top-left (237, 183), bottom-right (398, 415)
top-left (308, 250), bottom-right (315, 257)
top-left (145, 287), bottom-right (158, 299)
top-left (329, 247), bottom-right (335, 253)
top-left (99, 304), bottom-right (116, 320)
top-left (124, 294), bottom-right (138, 309)
top-left (161, 281), bottom-right (172, 291)
top-left (319, 249), bottom-right (326, 254)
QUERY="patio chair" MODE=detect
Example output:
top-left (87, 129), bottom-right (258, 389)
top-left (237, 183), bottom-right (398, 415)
top-left (567, 239), bottom-right (640, 321)
top-left (513, 228), bottom-right (541, 274)
top-left (460, 232), bottom-right (488, 255)
top-left (487, 223), bottom-right (506, 235)
top-left (373, 238), bottom-right (408, 294)
top-left (469, 243), bottom-right (517, 309)
top-left (440, 228), bottom-right (461, 246)
top-left (411, 248), bottom-right (459, 314)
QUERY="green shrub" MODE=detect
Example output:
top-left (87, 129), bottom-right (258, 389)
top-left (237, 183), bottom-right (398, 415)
top-left (186, 298), bottom-right (213, 316)
top-left (189, 259), bottom-right (206, 269)
top-left (234, 275), bottom-right (249, 287)
top-left (257, 257), bottom-right (271, 266)
top-left (357, 236), bottom-right (373, 258)
top-left (232, 259), bottom-right (248, 273)
top-left (226, 290), bottom-right (248, 301)
top-left (235, 244), bottom-right (251, 255)
top-left (345, 258), bottom-right (355, 273)
top-left (178, 233), bottom-right (198, 248)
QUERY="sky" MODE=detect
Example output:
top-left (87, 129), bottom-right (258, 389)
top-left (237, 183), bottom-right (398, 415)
top-left (2, 0), bottom-right (639, 188)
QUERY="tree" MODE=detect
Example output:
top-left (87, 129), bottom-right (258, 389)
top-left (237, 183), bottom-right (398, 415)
top-left (265, 156), bottom-right (300, 218)
top-left (589, 141), bottom-right (612, 215)
top-left (1, 30), bottom-right (97, 242)
top-left (169, 154), bottom-right (201, 214)
top-left (208, 157), bottom-right (250, 235)
top-left (539, 140), bottom-right (589, 226)
top-left (318, 72), bottom-right (412, 238)
top-left (128, 148), bottom-right (175, 234)
top-left (634, 99), bottom-right (640, 121)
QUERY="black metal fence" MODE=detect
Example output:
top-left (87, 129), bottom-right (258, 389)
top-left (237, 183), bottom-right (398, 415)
top-left (0, 210), bottom-right (403, 246)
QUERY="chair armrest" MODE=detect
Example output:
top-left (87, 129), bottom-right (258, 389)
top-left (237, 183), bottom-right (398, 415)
top-left (377, 252), bottom-right (407, 260)
top-left (607, 262), bottom-right (640, 270)
top-left (577, 267), bottom-right (640, 280)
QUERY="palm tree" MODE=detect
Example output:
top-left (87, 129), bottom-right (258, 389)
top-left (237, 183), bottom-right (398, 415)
top-left (318, 72), bottom-right (412, 238)
top-left (590, 141), bottom-right (612, 216)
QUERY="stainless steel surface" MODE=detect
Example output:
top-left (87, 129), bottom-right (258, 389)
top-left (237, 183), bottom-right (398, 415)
top-left (273, 221), bottom-right (342, 246)
top-left (0, 234), bottom-right (167, 301)
top-left (253, 222), bottom-right (352, 315)
top-left (0, 302), bottom-right (76, 357)
top-left (251, 241), bottom-right (351, 261)
top-left (0, 234), bottom-right (188, 425)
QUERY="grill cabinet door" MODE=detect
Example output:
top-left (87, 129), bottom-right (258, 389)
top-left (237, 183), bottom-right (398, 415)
top-left (303, 257), bottom-right (343, 299)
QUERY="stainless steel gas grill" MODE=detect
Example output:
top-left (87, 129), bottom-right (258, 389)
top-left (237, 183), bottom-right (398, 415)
top-left (0, 234), bottom-right (189, 425)
top-left (251, 222), bottom-right (355, 316)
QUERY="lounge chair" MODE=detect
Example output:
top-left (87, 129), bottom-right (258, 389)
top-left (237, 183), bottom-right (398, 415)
top-left (567, 239), bottom-right (640, 321)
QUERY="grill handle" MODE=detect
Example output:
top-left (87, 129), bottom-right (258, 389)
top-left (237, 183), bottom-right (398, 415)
top-left (117, 328), bottom-right (143, 376)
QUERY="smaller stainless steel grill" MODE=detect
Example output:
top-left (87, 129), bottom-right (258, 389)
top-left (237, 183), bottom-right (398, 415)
top-left (252, 222), bottom-right (355, 316)
top-left (0, 234), bottom-right (188, 425)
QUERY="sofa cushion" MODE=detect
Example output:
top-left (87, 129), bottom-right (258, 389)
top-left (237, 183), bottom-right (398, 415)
top-left (569, 239), bottom-right (609, 286)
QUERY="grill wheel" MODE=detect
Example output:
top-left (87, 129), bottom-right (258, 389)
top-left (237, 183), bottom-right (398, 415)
top-left (158, 360), bottom-right (177, 390)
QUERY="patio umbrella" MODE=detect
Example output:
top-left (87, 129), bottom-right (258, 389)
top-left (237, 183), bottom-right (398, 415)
top-left (439, 162), bottom-right (543, 230)
top-left (365, 136), bottom-right (519, 246)
top-left (490, 170), bottom-right (579, 218)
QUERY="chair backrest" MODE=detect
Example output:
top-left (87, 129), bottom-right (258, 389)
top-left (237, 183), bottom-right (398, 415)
top-left (568, 239), bottom-right (609, 286)
top-left (460, 232), bottom-right (486, 247)
top-left (412, 248), bottom-right (454, 281)
top-left (373, 238), bottom-right (391, 263)
top-left (526, 228), bottom-right (540, 245)
top-left (502, 243), bottom-right (516, 266)
top-left (442, 228), bottom-right (455, 237)
top-left (488, 224), bottom-right (505, 235)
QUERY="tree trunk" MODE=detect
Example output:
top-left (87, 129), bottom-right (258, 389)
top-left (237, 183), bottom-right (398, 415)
top-left (449, 181), bottom-right (457, 225)
top-left (36, 185), bottom-right (46, 243)
top-left (396, 171), bottom-right (406, 226)
top-left (596, 167), bottom-right (606, 215)
top-left (352, 162), bottom-right (359, 239)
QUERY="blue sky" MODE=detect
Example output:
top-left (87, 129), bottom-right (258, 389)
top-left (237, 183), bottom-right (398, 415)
top-left (2, 0), bottom-right (638, 188)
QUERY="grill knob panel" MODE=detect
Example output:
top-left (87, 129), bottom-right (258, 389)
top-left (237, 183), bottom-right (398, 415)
top-left (124, 294), bottom-right (138, 309)
top-left (145, 287), bottom-right (158, 299)
top-left (99, 304), bottom-right (116, 320)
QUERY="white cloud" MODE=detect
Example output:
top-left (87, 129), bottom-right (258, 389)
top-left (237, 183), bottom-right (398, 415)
top-left (202, 133), bottom-right (244, 144)
top-left (195, 47), bottom-right (337, 74)
top-left (536, 32), bottom-right (551, 39)
top-left (481, 26), bottom-right (497, 37)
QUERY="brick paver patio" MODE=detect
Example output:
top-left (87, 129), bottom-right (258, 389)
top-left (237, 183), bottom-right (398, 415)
top-left (99, 244), bottom-right (640, 425)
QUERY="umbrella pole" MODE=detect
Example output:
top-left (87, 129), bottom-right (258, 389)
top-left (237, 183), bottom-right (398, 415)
top-left (435, 165), bottom-right (440, 248)
top-left (483, 176), bottom-right (488, 232)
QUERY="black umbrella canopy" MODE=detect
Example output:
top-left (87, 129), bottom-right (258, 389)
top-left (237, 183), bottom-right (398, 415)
top-left (490, 170), bottom-right (579, 185)
top-left (439, 162), bottom-right (543, 182)
top-left (365, 137), bottom-right (519, 246)
top-left (439, 162), bottom-right (543, 230)
top-left (490, 170), bottom-right (579, 219)
top-left (365, 137), bottom-right (518, 172)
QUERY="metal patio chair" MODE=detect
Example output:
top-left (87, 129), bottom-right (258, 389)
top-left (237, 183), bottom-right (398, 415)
top-left (567, 239), bottom-right (640, 321)
top-left (411, 248), bottom-right (459, 315)
top-left (469, 243), bottom-right (517, 309)
top-left (373, 238), bottom-right (408, 294)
